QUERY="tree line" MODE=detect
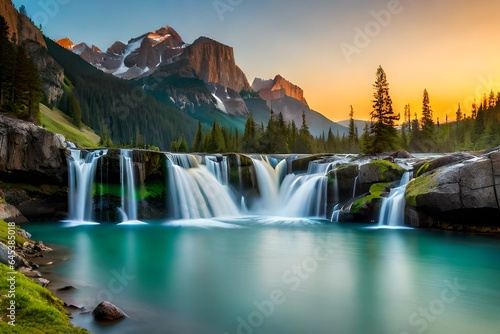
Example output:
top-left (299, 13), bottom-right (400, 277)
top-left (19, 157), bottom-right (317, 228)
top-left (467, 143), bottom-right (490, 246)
top-left (0, 15), bottom-right (43, 124)
top-left (361, 65), bottom-right (500, 154)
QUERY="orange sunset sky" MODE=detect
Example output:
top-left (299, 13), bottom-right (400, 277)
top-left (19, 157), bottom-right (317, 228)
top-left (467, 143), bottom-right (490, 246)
top-left (14, 0), bottom-right (500, 123)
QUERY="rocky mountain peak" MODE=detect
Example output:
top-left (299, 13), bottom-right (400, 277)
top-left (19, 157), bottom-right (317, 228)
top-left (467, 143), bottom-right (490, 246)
top-left (253, 74), bottom-right (308, 106)
top-left (56, 38), bottom-right (74, 50)
top-left (183, 36), bottom-right (250, 92)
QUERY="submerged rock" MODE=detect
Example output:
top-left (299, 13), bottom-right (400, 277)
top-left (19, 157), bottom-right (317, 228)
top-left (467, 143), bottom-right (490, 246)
top-left (92, 301), bottom-right (126, 322)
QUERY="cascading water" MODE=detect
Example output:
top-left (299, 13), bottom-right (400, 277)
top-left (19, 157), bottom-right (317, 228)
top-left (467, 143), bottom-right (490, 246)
top-left (166, 154), bottom-right (240, 219)
top-left (279, 174), bottom-right (328, 217)
top-left (67, 149), bottom-right (107, 223)
top-left (378, 171), bottom-right (412, 226)
top-left (119, 149), bottom-right (141, 223)
top-left (248, 157), bottom-right (330, 217)
top-left (205, 155), bottom-right (229, 185)
top-left (251, 158), bottom-right (280, 213)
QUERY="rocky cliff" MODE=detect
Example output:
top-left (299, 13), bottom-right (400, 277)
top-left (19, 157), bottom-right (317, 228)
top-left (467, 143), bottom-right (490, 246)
top-left (0, 0), bottom-right (46, 47)
top-left (23, 40), bottom-right (64, 105)
top-left (0, 114), bottom-right (67, 185)
top-left (180, 37), bottom-right (250, 93)
top-left (0, 2), bottom-right (64, 105)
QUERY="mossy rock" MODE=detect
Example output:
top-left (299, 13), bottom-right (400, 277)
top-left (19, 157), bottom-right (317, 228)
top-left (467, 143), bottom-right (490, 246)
top-left (360, 159), bottom-right (405, 184)
top-left (405, 173), bottom-right (439, 207)
top-left (351, 182), bottom-right (392, 214)
top-left (414, 152), bottom-right (475, 177)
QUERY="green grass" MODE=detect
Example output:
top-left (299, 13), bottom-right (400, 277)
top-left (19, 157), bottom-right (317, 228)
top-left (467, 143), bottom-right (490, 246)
top-left (0, 220), bottom-right (88, 333)
top-left (0, 220), bottom-right (26, 247)
top-left (39, 104), bottom-right (100, 148)
top-left (0, 263), bottom-right (88, 333)
top-left (351, 182), bottom-right (392, 213)
top-left (405, 173), bottom-right (438, 207)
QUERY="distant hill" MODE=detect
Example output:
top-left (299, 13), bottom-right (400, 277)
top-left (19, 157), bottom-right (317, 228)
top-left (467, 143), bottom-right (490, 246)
top-left (337, 119), bottom-right (369, 136)
top-left (250, 75), bottom-right (348, 137)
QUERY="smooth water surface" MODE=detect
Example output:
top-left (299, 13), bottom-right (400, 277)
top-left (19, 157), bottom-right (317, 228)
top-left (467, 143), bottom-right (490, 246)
top-left (28, 219), bottom-right (500, 334)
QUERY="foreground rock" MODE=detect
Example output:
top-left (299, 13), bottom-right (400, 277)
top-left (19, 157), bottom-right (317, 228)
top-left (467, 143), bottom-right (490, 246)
top-left (92, 301), bottom-right (126, 322)
top-left (0, 114), bottom-right (67, 185)
top-left (405, 151), bottom-right (500, 232)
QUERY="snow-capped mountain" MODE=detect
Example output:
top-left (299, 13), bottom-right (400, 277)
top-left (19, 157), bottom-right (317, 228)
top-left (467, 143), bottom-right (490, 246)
top-left (57, 26), bottom-right (186, 80)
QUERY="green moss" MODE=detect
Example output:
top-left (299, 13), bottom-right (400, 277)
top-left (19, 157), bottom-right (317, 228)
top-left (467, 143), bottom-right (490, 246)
top-left (0, 263), bottom-right (88, 333)
top-left (351, 182), bottom-right (391, 213)
top-left (0, 197), bottom-right (6, 205)
top-left (405, 173), bottom-right (438, 207)
top-left (139, 181), bottom-right (165, 200)
top-left (0, 220), bottom-right (26, 247)
top-left (369, 160), bottom-right (404, 180)
top-left (416, 162), bottom-right (430, 177)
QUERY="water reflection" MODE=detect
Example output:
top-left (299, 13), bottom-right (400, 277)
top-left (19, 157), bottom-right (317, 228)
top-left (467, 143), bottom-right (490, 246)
top-left (26, 221), bottom-right (500, 334)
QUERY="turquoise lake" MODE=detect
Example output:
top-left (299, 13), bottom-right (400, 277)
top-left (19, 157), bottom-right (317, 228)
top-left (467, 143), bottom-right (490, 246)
top-left (27, 218), bottom-right (500, 334)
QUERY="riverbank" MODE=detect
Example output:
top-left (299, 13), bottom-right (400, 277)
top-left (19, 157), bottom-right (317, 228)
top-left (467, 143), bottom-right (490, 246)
top-left (0, 219), bottom-right (88, 333)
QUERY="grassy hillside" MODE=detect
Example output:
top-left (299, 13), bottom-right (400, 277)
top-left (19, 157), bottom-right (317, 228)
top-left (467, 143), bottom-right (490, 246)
top-left (40, 104), bottom-right (100, 148)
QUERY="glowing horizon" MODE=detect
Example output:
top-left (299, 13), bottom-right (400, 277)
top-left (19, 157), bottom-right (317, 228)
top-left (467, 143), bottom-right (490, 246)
top-left (12, 0), bottom-right (500, 124)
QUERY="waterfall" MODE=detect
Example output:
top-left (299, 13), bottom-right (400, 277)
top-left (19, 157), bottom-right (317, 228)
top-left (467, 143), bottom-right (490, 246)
top-left (352, 175), bottom-right (359, 198)
top-left (250, 157), bottom-right (331, 217)
top-left (251, 158), bottom-right (280, 213)
top-left (205, 155), bottom-right (229, 185)
top-left (120, 149), bottom-right (139, 223)
top-left (378, 172), bottom-right (412, 226)
top-left (67, 149), bottom-right (107, 223)
top-left (279, 174), bottom-right (328, 218)
top-left (166, 154), bottom-right (240, 219)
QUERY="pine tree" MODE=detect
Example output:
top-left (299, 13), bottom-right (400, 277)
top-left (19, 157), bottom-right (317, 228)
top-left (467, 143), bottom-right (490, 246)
top-left (297, 111), bottom-right (313, 153)
top-left (207, 120), bottom-right (226, 153)
top-left (69, 93), bottom-right (82, 129)
top-left (274, 112), bottom-right (290, 153)
top-left (0, 15), bottom-right (14, 108)
top-left (365, 66), bottom-right (400, 153)
top-left (348, 105), bottom-right (356, 141)
top-left (242, 114), bottom-right (257, 153)
top-left (192, 121), bottom-right (204, 152)
top-left (420, 89), bottom-right (434, 131)
top-left (456, 103), bottom-right (462, 122)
